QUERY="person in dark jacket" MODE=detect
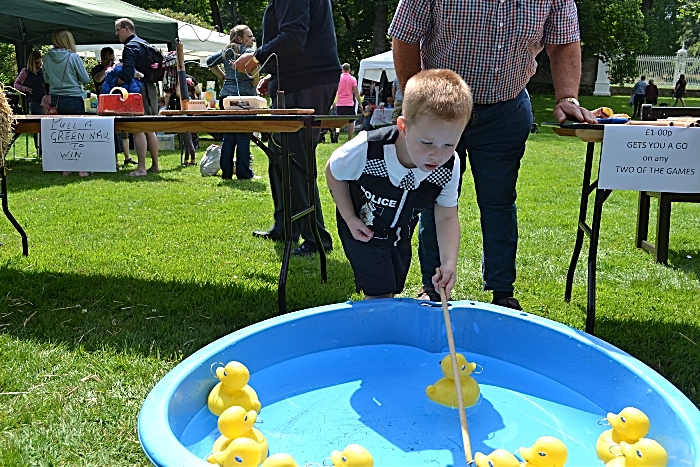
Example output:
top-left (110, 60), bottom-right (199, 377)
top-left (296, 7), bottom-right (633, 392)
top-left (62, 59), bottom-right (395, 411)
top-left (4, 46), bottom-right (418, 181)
top-left (115, 17), bottom-right (159, 176)
top-left (235, 0), bottom-right (340, 256)
top-left (674, 74), bottom-right (687, 107)
top-left (645, 78), bottom-right (658, 106)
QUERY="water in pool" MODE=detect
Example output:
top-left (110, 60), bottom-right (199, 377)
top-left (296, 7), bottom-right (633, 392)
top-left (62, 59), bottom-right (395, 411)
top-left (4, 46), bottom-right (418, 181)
top-left (179, 344), bottom-right (604, 466)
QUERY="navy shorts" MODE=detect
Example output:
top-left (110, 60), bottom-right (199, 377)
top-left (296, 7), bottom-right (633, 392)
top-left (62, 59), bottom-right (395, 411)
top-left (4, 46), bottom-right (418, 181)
top-left (340, 234), bottom-right (412, 296)
top-left (336, 105), bottom-right (356, 116)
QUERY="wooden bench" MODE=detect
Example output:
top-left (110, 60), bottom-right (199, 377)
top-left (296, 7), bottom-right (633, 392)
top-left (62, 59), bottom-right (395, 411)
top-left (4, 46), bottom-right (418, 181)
top-left (636, 191), bottom-right (700, 264)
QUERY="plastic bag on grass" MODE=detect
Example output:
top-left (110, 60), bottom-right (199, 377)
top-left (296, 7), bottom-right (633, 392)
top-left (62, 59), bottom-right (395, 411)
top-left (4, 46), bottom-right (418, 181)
top-left (200, 144), bottom-right (221, 176)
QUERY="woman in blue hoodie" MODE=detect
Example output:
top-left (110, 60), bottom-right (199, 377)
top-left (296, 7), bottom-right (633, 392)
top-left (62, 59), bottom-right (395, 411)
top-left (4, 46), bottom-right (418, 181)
top-left (43, 28), bottom-right (91, 176)
top-left (43, 28), bottom-right (90, 116)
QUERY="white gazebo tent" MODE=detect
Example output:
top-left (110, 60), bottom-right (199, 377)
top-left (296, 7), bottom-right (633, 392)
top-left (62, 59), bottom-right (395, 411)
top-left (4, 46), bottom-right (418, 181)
top-left (76, 20), bottom-right (229, 65)
top-left (357, 50), bottom-right (396, 84)
top-left (357, 50), bottom-right (395, 105)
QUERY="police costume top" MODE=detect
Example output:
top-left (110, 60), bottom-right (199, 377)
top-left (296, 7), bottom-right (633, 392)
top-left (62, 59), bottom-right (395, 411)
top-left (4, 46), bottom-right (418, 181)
top-left (328, 126), bottom-right (460, 245)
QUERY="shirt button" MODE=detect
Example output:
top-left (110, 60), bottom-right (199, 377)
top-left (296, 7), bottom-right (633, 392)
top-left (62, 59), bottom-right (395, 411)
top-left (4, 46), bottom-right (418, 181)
top-left (497, 45), bottom-right (502, 49)
top-left (494, 68), bottom-right (500, 72)
top-left (499, 22), bottom-right (504, 27)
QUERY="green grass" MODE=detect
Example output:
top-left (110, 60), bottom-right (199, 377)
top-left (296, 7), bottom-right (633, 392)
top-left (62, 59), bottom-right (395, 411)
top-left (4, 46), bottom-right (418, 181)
top-left (1, 96), bottom-right (700, 466)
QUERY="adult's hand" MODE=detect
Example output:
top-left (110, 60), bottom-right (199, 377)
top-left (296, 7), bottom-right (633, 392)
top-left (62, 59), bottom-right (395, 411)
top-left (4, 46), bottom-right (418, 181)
top-left (257, 75), bottom-right (271, 97)
top-left (553, 100), bottom-right (597, 124)
top-left (234, 53), bottom-right (258, 74)
top-left (25, 88), bottom-right (33, 95)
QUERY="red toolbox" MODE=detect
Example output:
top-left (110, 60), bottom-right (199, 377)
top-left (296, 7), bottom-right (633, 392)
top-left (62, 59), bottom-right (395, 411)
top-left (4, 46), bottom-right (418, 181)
top-left (97, 87), bottom-right (144, 116)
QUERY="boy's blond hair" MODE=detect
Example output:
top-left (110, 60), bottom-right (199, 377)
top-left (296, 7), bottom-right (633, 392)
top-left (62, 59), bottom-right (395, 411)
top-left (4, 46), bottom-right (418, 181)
top-left (52, 28), bottom-right (77, 53)
top-left (401, 69), bottom-right (472, 125)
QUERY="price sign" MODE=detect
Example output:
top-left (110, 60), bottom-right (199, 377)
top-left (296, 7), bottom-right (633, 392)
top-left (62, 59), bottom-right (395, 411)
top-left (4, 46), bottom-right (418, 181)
top-left (599, 125), bottom-right (700, 193)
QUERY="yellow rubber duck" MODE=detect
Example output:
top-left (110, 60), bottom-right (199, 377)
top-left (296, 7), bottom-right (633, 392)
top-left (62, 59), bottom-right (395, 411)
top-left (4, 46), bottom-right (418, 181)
top-left (604, 438), bottom-right (667, 467)
top-left (426, 353), bottom-right (480, 408)
top-left (208, 437), bottom-right (262, 467)
top-left (208, 361), bottom-right (262, 416)
top-left (330, 444), bottom-right (374, 467)
top-left (519, 436), bottom-right (568, 467)
top-left (212, 405), bottom-right (268, 464)
top-left (474, 449), bottom-right (520, 467)
top-left (260, 453), bottom-right (301, 467)
top-left (596, 407), bottom-right (650, 463)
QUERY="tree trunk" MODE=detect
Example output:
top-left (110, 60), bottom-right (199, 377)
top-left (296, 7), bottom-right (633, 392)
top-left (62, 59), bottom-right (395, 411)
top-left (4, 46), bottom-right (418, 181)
top-left (210, 0), bottom-right (224, 33)
top-left (229, 0), bottom-right (237, 28)
top-left (372, 3), bottom-right (389, 55)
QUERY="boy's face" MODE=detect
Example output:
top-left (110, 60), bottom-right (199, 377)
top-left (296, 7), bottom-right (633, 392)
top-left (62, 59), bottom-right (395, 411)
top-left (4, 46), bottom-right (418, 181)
top-left (397, 115), bottom-right (465, 172)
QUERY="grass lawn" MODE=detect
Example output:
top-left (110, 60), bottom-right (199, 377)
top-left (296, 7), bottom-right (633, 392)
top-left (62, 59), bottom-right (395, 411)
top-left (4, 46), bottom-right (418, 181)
top-left (1, 95), bottom-right (699, 466)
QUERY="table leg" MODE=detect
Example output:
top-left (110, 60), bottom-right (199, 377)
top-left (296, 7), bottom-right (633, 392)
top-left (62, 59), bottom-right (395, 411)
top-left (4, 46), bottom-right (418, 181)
top-left (278, 132), bottom-right (293, 314)
top-left (636, 191), bottom-right (651, 249)
top-left (565, 142), bottom-right (596, 302)
top-left (655, 193), bottom-right (672, 264)
top-left (304, 117), bottom-right (327, 282)
top-left (585, 189), bottom-right (611, 334)
top-left (0, 167), bottom-right (29, 256)
top-left (250, 119), bottom-right (327, 314)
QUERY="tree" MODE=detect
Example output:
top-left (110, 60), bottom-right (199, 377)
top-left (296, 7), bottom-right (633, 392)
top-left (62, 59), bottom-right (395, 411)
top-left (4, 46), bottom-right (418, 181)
top-left (577, 0), bottom-right (648, 84)
top-left (217, 0), bottom-right (267, 34)
top-left (332, 0), bottom-right (398, 70)
top-left (0, 44), bottom-right (17, 88)
top-left (126, 0), bottom-right (212, 21)
top-left (643, 0), bottom-right (684, 55)
top-left (679, 0), bottom-right (700, 55)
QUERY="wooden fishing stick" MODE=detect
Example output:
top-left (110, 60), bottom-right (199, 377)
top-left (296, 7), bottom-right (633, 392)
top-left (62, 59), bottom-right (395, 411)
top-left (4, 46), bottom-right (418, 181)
top-left (436, 267), bottom-right (474, 465)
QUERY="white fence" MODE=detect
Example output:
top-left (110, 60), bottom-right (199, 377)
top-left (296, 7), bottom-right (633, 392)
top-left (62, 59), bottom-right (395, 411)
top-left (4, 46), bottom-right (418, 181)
top-left (637, 51), bottom-right (700, 89)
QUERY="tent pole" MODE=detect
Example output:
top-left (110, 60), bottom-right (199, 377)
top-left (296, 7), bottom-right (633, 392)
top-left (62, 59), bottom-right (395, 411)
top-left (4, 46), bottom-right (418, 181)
top-left (16, 18), bottom-right (28, 74)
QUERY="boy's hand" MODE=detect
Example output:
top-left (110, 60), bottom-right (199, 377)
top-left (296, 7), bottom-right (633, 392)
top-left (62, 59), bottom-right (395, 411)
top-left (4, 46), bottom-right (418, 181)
top-left (346, 217), bottom-right (374, 242)
top-left (432, 263), bottom-right (457, 300)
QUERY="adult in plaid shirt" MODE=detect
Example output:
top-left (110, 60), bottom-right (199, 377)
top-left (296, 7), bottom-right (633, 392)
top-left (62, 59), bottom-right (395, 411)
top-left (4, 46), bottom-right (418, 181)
top-left (389, 0), bottom-right (596, 309)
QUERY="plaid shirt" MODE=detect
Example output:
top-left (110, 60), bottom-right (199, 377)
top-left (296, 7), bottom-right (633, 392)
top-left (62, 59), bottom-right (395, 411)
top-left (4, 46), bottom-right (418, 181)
top-left (389, 0), bottom-right (580, 104)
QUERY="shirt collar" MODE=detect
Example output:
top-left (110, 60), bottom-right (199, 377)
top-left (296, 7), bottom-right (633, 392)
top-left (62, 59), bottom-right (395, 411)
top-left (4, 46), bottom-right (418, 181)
top-left (384, 145), bottom-right (431, 188)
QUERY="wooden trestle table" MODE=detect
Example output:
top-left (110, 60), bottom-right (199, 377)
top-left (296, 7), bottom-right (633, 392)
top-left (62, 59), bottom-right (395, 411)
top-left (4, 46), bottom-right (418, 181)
top-left (6, 113), bottom-right (352, 314)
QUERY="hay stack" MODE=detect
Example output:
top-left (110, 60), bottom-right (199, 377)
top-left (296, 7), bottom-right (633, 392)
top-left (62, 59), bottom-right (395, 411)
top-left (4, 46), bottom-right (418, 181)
top-left (0, 86), bottom-right (15, 168)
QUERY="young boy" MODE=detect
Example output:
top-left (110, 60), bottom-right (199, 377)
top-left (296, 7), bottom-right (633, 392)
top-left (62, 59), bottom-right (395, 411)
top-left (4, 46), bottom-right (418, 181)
top-left (326, 69), bottom-right (473, 300)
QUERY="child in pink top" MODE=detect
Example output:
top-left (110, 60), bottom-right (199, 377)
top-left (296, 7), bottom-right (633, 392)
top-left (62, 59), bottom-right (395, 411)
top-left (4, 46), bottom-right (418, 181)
top-left (335, 63), bottom-right (362, 140)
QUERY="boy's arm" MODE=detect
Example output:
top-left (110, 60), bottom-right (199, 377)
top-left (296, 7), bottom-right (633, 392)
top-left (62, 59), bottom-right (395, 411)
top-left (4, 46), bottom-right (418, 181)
top-left (433, 204), bottom-right (460, 299)
top-left (325, 160), bottom-right (374, 242)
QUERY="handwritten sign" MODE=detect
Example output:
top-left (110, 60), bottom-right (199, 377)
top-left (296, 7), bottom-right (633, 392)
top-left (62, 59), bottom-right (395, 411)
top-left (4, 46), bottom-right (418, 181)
top-left (41, 117), bottom-right (116, 172)
top-left (599, 125), bottom-right (700, 193)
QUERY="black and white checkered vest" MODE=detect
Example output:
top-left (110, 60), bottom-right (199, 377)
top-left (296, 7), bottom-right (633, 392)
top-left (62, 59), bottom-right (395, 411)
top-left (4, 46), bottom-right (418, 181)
top-left (337, 126), bottom-right (455, 245)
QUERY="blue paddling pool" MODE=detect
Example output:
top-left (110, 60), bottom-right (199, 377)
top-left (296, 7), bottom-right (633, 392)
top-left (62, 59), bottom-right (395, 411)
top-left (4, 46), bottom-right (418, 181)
top-left (138, 299), bottom-right (700, 466)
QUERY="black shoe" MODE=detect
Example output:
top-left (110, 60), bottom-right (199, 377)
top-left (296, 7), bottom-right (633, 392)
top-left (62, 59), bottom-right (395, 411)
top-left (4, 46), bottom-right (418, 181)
top-left (416, 285), bottom-right (441, 302)
top-left (492, 297), bottom-right (523, 311)
top-left (291, 242), bottom-right (332, 257)
top-left (252, 230), bottom-right (284, 242)
top-left (124, 158), bottom-right (138, 165)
